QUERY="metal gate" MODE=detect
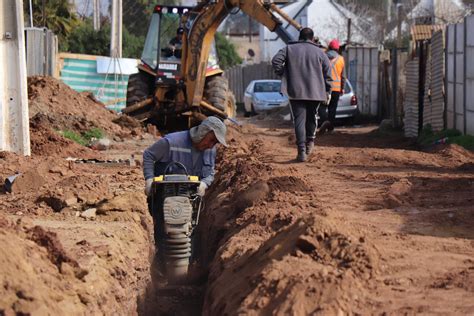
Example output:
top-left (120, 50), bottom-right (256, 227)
top-left (344, 47), bottom-right (379, 116)
top-left (423, 30), bottom-right (445, 132)
top-left (446, 14), bottom-right (474, 135)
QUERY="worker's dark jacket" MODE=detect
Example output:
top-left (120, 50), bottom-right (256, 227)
top-left (272, 40), bottom-right (332, 101)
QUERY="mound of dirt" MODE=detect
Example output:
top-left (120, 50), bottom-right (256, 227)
top-left (30, 113), bottom-right (101, 158)
top-left (197, 126), bottom-right (380, 314)
top-left (27, 76), bottom-right (140, 138)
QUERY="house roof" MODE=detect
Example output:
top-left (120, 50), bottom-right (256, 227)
top-left (410, 24), bottom-right (445, 41)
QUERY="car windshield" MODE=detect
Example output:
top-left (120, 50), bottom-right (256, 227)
top-left (254, 82), bottom-right (281, 93)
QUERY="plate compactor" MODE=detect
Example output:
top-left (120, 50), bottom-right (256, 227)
top-left (149, 162), bottom-right (203, 283)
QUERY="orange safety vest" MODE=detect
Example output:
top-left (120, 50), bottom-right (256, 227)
top-left (329, 55), bottom-right (345, 92)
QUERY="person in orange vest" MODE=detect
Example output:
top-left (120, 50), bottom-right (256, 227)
top-left (319, 39), bottom-right (345, 134)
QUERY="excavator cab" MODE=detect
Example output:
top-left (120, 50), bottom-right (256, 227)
top-left (140, 5), bottom-right (222, 85)
top-left (141, 6), bottom-right (186, 84)
top-left (125, 4), bottom-right (231, 128)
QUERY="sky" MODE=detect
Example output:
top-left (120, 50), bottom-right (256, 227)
top-left (73, 0), bottom-right (198, 16)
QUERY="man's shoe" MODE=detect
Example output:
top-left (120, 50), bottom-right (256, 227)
top-left (306, 141), bottom-right (315, 155)
top-left (297, 150), bottom-right (307, 162)
top-left (318, 121), bottom-right (331, 135)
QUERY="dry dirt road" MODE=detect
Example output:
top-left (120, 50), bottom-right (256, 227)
top-left (1, 115), bottom-right (473, 315)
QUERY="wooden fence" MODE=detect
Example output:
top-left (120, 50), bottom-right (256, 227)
top-left (25, 27), bottom-right (57, 76)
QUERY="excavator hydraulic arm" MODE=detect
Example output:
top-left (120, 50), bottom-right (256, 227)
top-left (181, 0), bottom-right (300, 109)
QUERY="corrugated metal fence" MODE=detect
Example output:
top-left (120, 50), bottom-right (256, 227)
top-left (446, 14), bottom-right (474, 135)
top-left (423, 30), bottom-right (445, 132)
top-left (404, 59), bottom-right (420, 137)
top-left (225, 62), bottom-right (278, 103)
top-left (25, 28), bottom-right (57, 76)
top-left (344, 47), bottom-right (379, 116)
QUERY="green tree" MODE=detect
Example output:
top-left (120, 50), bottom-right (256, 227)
top-left (123, 28), bottom-right (145, 58)
top-left (24, 0), bottom-right (80, 48)
top-left (215, 32), bottom-right (242, 69)
top-left (67, 20), bottom-right (110, 56)
top-left (122, 0), bottom-right (152, 37)
top-left (67, 19), bottom-right (144, 59)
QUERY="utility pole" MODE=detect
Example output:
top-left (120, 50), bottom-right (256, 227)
top-left (347, 18), bottom-right (352, 45)
top-left (386, 0), bottom-right (391, 22)
top-left (397, 3), bottom-right (403, 48)
top-left (42, 0), bottom-right (46, 27)
top-left (0, 0), bottom-right (31, 155)
top-left (110, 0), bottom-right (122, 58)
top-left (28, 0), bottom-right (34, 27)
top-left (249, 15), bottom-right (252, 43)
top-left (93, 0), bottom-right (101, 31)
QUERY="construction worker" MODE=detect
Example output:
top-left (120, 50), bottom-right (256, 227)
top-left (319, 39), bottom-right (345, 134)
top-left (167, 27), bottom-right (184, 56)
top-left (143, 116), bottom-right (227, 202)
top-left (272, 27), bottom-right (332, 162)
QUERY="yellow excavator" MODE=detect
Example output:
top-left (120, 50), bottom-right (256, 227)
top-left (122, 0), bottom-right (302, 130)
top-left (128, 1), bottom-right (303, 282)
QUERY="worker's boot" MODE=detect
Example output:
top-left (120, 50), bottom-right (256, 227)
top-left (306, 139), bottom-right (315, 155)
top-left (318, 121), bottom-right (331, 135)
top-left (297, 148), bottom-right (307, 162)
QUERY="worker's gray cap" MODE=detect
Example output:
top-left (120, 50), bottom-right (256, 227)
top-left (189, 116), bottom-right (227, 147)
top-left (200, 116), bottom-right (228, 147)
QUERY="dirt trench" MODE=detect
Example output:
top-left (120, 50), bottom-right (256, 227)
top-left (197, 123), bottom-right (474, 315)
top-left (1, 101), bottom-right (474, 315)
top-left (139, 121), bottom-right (474, 315)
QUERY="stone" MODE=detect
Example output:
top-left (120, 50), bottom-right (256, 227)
top-left (64, 197), bottom-right (78, 207)
top-left (80, 208), bottom-right (97, 220)
top-left (90, 138), bottom-right (111, 151)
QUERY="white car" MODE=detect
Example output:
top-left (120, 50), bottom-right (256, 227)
top-left (243, 80), bottom-right (289, 117)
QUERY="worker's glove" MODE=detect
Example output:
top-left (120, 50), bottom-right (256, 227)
top-left (145, 178), bottom-right (153, 197)
top-left (326, 92), bottom-right (332, 105)
top-left (197, 181), bottom-right (208, 197)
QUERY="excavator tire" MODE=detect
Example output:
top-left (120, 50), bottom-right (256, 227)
top-left (126, 71), bottom-right (153, 108)
top-left (204, 76), bottom-right (236, 118)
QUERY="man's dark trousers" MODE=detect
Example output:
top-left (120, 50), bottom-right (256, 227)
top-left (319, 91), bottom-right (341, 131)
top-left (290, 100), bottom-right (321, 151)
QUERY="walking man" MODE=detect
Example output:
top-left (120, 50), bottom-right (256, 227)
top-left (319, 39), bottom-right (345, 134)
top-left (272, 27), bottom-right (332, 162)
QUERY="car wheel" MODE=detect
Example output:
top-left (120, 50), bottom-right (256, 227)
top-left (251, 104), bottom-right (258, 116)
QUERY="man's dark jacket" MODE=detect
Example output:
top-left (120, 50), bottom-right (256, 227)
top-left (272, 40), bottom-right (332, 101)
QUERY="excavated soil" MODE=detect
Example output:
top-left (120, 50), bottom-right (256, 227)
top-left (27, 76), bottom-right (143, 158)
top-left (1, 78), bottom-right (474, 315)
top-left (198, 124), bottom-right (474, 315)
